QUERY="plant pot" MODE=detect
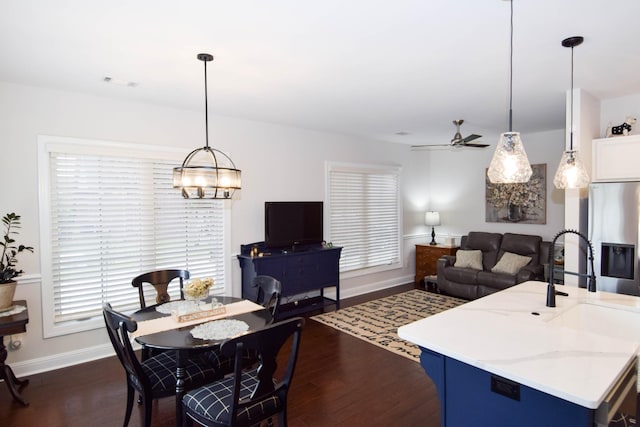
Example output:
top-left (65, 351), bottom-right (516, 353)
top-left (0, 280), bottom-right (17, 310)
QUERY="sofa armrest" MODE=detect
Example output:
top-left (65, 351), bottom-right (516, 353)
top-left (437, 255), bottom-right (455, 285)
top-left (438, 255), bottom-right (456, 269)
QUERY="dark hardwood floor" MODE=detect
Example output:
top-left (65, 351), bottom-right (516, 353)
top-left (0, 284), bottom-right (441, 426)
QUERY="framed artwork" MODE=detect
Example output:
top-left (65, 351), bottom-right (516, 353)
top-left (485, 163), bottom-right (546, 224)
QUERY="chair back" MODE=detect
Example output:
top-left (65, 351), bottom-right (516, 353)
top-left (102, 303), bottom-right (148, 390)
top-left (222, 317), bottom-right (304, 423)
top-left (132, 269), bottom-right (190, 308)
top-left (252, 275), bottom-right (282, 322)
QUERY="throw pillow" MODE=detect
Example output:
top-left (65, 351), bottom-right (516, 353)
top-left (491, 252), bottom-right (532, 275)
top-left (454, 250), bottom-right (483, 270)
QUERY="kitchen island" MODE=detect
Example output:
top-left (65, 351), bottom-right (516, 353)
top-left (398, 281), bottom-right (640, 427)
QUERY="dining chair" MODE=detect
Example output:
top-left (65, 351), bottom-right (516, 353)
top-left (182, 316), bottom-right (305, 427)
top-left (252, 275), bottom-right (282, 323)
top-left (102, 303), bottom-right (226, 427)
top-left (131, 269), bottom-right (190, 309)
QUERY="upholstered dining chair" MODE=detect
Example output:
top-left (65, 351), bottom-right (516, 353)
top-left (131, 269), bottom-right (190, 309)
top-left (182, 316), bottom-right (305, 427)
top-left (102, 303), bottom-right (227, 427)
top-left (252, 275), bottom-right (282, 323)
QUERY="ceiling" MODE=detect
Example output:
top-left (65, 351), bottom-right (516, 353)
top-left (1, 0), bottom-right (639, 146)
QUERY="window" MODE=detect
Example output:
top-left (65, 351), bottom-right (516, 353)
top-left (39, 136), bottom-right (231, 337)
top-left (326, 162), bottom-right (402, 274)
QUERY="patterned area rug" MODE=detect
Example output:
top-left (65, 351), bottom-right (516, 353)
top-left (311, 289), bottom-right (467, 361)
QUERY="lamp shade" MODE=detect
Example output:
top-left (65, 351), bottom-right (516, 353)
top-left (425, 211), bottom-right (441, 226)
top-left (553, 150), bottom-right (590, 189)
top-left (487, 132), bottom-right (533, 184)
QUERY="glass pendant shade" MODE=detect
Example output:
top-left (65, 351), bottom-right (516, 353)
top-left (173, 147), bottom-right (241, 199)
top-left (487, 132), bottom-right (533, 183)
top-left (553, 36), bottom-right (589, 190)
top-left (553, 150), bottom-right (589, 189)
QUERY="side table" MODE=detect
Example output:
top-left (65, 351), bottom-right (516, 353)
top-left (415, 244), bottom-right (459, 289)
top-left (0, 300), bottom-right (29, 406)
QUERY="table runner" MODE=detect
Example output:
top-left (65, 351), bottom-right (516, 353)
top-left (0, 304), bottom-right (26, 317)
top-left (131, 300), bottom-right (264, 338)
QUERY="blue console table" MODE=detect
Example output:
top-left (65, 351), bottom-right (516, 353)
top-left (238, 243), bottom-right (342, 317)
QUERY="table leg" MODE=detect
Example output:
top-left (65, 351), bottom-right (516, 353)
top-left (0, 337), bottom-right (29, 406)
top-left (175, 349), bottom-right (186, 426)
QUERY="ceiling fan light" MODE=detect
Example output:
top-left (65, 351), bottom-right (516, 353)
top-left (487, 132), bottom-right (532, 183)
top-left (553, 150), bottom-right (589, 189)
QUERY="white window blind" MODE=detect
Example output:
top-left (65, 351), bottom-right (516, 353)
top-left (39, 136), bottom-right (228, 336)
top-left (327, 163), bottom-right (402, 273)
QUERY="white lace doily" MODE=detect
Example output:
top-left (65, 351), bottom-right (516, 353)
top-left (0, 304), bottom-right (26, 317)
top-left (155, 300), bottom-right (191, 314)
top-left (190, 319), bottom-right (249, 340)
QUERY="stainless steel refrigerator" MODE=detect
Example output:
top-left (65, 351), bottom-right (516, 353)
top-left (588, 182), bottom-right (640, 296)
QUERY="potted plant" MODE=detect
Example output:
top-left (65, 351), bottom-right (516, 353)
top-left (0, 213), bottom-right (34, 310)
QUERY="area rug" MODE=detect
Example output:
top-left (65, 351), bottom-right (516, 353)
top-left (311, 289), bottom-right (467, 362)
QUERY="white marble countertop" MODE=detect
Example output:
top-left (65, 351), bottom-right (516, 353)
top-left (398, 281), bottom-right (640, 409)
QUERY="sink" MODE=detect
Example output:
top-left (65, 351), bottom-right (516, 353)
top-left (547, 303), bottom-right (640, 342)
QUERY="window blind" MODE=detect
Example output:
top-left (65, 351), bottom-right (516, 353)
top-left (327, 164), bottom-right (401, 273)
top-left (45, 144), bottom-right (226, 328)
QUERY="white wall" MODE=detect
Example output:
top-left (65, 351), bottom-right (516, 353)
top-left (0, 80), bottom-right (565, 375)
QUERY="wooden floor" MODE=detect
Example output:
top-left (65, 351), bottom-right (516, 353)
top-left (0, 284), bottom-right (441, 427)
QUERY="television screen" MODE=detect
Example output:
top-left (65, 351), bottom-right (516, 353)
top-left (265, 201), bottom-right (323, 249)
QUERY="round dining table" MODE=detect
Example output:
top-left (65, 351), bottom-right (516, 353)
top-left (130, 296), bottom-right (271, 426)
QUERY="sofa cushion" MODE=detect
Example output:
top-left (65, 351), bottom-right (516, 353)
top-left (454, 250), bottom-right (483, 270)
top-left (499, 233), bottom-right (542, 265)
top-left (443, 266), bottom-right (480, 284)
top-left (476, 270), bottom-right (519, 289)
top-left (463, 232), bottom-right (502, 270)
top-left (491, 252), bottom-right (532, 275)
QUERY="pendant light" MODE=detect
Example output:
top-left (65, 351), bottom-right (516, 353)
top-left (553, 36), bottom-right (590, 189)
top-left (487, 0), bottom-right (532, 184)
top-left (173, 53), bottom-right (241, 199)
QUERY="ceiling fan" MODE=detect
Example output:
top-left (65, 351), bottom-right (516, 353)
top-left (411, 119), bottom-right (489, 150)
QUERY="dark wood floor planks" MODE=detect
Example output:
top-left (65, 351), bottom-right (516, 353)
top-left (0, 284), bottom-right (441, 426)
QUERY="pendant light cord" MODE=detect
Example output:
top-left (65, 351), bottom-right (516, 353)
top-left (569, 44), bottom-right (574, 151)
top-left (204, 58), bottom-right (209, 149)
top-left (508, 0), bottom-right (513, 132)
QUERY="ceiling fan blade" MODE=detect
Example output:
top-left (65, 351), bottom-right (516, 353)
top-left (461, 142), bottom-right (490, 148)
top-left (462, 134), bottom-right (482, 143)
top-left (411, 144), bottom-right (452, 150)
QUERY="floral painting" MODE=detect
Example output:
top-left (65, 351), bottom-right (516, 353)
top-left (485, 163), bottom-right (546, 224)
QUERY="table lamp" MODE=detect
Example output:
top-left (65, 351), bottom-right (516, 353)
top-left (425, 211), bottom-right (440, 246)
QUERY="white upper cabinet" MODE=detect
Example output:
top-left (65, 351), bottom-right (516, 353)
top-left (592, 135), bottom-right (640, 182)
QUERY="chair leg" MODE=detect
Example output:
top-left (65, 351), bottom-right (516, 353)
top-left (123, 384), bottom-right (135, 427)
top-left (142, 392), bottom-right (153, 427)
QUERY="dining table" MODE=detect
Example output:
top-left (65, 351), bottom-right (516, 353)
top-left (130, 295), bottom-right (271, 426)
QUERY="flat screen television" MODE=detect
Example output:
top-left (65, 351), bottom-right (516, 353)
top-left (264, 201), bottom-right (323, 250)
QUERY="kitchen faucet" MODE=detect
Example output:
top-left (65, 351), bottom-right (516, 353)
top-left (546, 229), bottom-right (596, 307)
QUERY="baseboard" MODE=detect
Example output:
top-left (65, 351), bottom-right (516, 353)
top-left (10, 342), bottom-right (118, 378)
top-left (324, 274), bottom-right (414, 300)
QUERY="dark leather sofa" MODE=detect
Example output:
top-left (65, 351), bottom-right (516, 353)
top-left (437, 231), bottom-right (551, 300)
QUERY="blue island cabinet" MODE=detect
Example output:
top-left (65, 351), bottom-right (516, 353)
top-left (420, 348), bottom-right (594, 427)
top-left (238, 243), bottom-right (342, 318)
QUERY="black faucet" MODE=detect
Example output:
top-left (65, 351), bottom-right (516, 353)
top-left (546, 229), bottom-right (596, 307)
